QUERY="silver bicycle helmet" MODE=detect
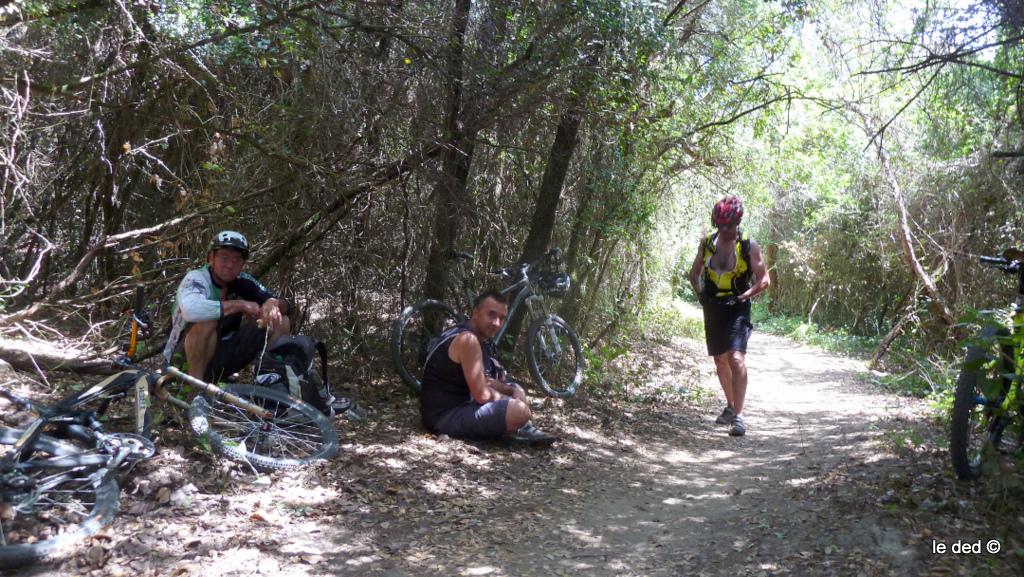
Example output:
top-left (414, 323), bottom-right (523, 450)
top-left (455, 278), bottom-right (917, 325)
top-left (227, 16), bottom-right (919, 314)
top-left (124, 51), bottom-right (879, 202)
top-left (209, 230), bottom-right (249, 259)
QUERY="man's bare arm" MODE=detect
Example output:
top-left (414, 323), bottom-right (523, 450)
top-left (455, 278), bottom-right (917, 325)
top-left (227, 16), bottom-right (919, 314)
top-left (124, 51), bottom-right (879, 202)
top-left (450, 333), bottom-right (502, 404)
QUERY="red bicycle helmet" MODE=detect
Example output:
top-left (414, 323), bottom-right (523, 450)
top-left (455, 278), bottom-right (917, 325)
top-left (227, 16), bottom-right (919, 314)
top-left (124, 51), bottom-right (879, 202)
top-left (711, 196), bottom-right (744, 226)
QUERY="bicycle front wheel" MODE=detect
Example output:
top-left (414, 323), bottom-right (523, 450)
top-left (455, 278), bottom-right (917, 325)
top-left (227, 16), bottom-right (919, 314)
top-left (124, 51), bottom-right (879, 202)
top-left (391, 299), bottom-right (464, 394)
top-left (525, 314), bottom-right (585, 399)
top-left (188, 384), bottom-right (338, 473)
top-left (0, 429), bottom-right (119, 569)
top-left (949, 326), bottom-right (1021, 480)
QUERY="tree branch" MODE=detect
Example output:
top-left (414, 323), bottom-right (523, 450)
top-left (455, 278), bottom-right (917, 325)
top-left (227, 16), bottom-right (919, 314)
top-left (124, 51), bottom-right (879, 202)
top-left (12, 2), bottom-right (323, 96)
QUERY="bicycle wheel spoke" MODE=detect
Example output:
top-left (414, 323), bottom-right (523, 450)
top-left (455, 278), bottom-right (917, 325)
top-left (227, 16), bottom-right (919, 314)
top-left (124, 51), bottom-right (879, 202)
top-left (526, 315), bottom-right (584, 398)
top-left (200, 390), bottom-right (335, 464)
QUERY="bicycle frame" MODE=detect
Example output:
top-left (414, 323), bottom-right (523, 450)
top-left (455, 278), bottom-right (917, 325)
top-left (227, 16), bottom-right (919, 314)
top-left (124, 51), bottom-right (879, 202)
top-left (0, 365), bottom-right (275, 470)
top-left (446, 253), bottom-right (558, 342)
top-left (972, 252), bottom-right (1024, 433)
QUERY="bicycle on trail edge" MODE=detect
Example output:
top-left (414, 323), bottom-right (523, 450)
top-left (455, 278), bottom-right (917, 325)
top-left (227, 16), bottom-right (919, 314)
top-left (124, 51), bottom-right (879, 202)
top-left (949, 248), bottom-right (1024, 480)
top-left (391, 248), bottom-right (585, 399)
top-left (0, 288), bottom-right (337, 569)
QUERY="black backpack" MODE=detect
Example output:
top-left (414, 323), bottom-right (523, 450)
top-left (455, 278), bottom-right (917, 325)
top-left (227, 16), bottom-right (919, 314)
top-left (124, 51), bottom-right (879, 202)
top-left (255, 335), bottom-right (333, 414)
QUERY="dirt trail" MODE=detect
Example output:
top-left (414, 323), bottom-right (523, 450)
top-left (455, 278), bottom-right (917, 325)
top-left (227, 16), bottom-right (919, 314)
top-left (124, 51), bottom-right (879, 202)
top-left (486, 333), bottom-right (926, 577)
top-left (9, 331), bottom-right (940, 577)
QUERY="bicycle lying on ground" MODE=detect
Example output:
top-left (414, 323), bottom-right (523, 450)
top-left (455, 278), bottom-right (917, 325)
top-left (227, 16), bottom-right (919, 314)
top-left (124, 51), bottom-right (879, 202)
top-left (391, 248), bottom-right (584, 398)
top-left (950, 248), bottom-right (1024, 480)
top-left (0, 289), bottom-right (337, 568)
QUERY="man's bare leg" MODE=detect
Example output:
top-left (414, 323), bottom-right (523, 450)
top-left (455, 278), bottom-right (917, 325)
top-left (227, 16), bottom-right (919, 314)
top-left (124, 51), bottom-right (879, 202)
top-left (713, 353), bottom-right (735, 408)
top-left (505, 399), bottom-right (531, 432)
top-left (183, 321), bottom-right (218, 380)
top-left (727, 350), bottom-right (747, 416)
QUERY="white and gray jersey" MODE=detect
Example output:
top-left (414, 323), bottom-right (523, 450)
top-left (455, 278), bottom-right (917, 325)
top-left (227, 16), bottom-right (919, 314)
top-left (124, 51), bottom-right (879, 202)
top-left (162, 265), bottom-right (278, 365)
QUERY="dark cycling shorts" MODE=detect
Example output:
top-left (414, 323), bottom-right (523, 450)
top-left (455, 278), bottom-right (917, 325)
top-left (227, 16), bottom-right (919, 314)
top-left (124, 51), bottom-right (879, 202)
top-left (177, 314), bottom-right (268, 382)
top-left (429, 399), bottom-right (510, 439)
top-left (703, 299), bottom-right (753, 356)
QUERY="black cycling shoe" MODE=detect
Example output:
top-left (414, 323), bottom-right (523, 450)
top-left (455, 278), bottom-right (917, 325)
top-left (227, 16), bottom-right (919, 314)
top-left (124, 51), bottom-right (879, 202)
top-left (505, 422), bottom-right (557, 447)
top-left (715, 405), bottom-right (735, 425)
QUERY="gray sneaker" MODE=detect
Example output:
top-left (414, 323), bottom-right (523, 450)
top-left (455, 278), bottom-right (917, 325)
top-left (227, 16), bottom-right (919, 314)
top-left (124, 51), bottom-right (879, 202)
top-left (729, 415), bottom-right (746, 437)
top-left (507, 422), bottom-right (557, 447)
top-left (715, 405), bottom-right (735, 425)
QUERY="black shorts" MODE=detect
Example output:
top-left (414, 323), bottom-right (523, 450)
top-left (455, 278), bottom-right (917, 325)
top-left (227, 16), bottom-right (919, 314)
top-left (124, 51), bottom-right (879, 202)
top-left (428, 399), bottom-right (510, 439)
top-left (177, 314), bottom-right (269, 382)
top-left (702, 299), bottom-right (753, 356)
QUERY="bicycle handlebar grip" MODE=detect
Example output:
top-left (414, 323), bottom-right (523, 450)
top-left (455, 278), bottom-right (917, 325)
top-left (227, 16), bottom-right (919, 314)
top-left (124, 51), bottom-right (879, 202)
top-left (1004, 248), bottom-right (1024, 262)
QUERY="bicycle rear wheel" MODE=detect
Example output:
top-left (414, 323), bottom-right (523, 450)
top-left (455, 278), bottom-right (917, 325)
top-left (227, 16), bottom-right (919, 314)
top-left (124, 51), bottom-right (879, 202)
top-left (0, 429), bottom-right (119, 569)
top-left (949, 326), bottom-right (1021, 480)
top-left (525, 314), bottom-right (585, 398)
top-left (188, 384), bottom-right (338, 473)
top-left (391, 300), bottom-right (464, 394)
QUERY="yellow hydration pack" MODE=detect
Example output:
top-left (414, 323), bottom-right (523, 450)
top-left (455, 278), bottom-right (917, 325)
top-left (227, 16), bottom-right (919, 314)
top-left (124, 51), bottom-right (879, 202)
top-left (702, 229), bottom-right (752, 300)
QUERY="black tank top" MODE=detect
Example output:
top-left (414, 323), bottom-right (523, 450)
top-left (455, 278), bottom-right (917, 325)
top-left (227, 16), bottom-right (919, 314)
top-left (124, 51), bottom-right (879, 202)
top-left (420, 323), bottom-right (495, 428)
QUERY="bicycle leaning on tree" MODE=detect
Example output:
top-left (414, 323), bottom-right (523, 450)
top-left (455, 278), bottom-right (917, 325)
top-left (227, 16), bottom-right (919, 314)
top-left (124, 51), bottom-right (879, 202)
top-left (0, 288), bottom-right (338, 569)
top-left (391, 248), bottom-right (585, 399)
top-left (949, 248), bottom-right (1024, 480)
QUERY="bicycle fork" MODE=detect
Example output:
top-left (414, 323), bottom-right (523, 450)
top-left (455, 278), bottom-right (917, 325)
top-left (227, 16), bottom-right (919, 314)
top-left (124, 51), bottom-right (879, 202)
top-left (526, 296), bottom-right (564, 362)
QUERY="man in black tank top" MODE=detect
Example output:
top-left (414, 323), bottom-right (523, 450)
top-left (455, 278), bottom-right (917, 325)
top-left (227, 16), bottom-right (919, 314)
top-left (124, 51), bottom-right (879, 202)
top-left (420, 289), bottom-right (555, 445)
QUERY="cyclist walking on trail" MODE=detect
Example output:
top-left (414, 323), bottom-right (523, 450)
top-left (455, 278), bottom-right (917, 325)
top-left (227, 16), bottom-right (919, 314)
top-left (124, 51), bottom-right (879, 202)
top-left (420, 290), bottom-right (556, 446)
top-left (688, 196), bottom-right (770, 437)
top-left (162, 231), bottom-right (293, 382)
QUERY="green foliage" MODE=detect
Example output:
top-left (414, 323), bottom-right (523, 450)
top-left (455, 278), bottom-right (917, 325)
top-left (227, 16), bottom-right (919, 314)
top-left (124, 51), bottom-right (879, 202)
top-left (883, 426), bottom-right (927, 455)
top-left (751, 302), bottom-right (879, 356)
top-left (873, 358), bottom-right (956, 399)
top-left (636, 297), bottom-right (706, 342)
top-left (583, 344), bottom-right (630, 387)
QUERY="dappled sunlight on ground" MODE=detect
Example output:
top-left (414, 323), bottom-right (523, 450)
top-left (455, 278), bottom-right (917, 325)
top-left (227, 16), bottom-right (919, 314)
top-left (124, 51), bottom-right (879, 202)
top-left (13, 328), bottom-right (1003, 577)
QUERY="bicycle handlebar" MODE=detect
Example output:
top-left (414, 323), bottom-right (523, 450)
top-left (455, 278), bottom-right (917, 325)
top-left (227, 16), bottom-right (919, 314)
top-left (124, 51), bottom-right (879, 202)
top-left (980, 255), bottom-right (1021, 273)
top-left (980, 253), bottom-right (1024, 297)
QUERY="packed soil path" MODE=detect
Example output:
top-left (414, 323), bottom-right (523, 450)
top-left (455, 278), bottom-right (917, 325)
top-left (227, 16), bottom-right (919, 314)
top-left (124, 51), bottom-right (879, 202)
top-left (11, 330), bottom-right (971, 577)
top-left (483, 333), bottom-right (927, 577)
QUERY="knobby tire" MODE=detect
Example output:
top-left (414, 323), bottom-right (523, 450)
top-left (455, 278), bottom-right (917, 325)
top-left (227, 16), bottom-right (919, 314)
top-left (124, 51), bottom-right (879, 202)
top-left (525, 314), bottom-right (584, 399)
top-left (391, 300), bottom-right (464, 394)
top-left (949, 326), bottom-right (1017, 480)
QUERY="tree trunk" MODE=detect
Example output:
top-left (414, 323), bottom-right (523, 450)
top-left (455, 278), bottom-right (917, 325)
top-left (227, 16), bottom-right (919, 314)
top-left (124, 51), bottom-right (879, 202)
top-left (423, 0), bottom-right (473, 302)
top-left (0, 339), bottom-right (117, 374)
top-left (518, 105), bottom-right (583, 264)
top-left (497, 103), bottom-right (583, 345)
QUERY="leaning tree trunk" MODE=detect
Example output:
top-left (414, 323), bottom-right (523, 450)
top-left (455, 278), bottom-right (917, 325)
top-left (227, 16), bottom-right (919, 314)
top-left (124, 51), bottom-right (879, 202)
top-left (875, 143), bottom-right (955, 326)
top-left (499, 102), bottom-right (583, 348)
top-left (518, 105), bottom-right (583, 265)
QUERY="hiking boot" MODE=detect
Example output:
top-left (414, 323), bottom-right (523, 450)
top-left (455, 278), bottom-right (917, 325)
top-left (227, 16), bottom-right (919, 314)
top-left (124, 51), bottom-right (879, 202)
top-left (715, 405), bottom-right (735, 425)
top-left (506, 422), bottom-right (557, 447)
top-left (729, 415), bottom-right (746, 437)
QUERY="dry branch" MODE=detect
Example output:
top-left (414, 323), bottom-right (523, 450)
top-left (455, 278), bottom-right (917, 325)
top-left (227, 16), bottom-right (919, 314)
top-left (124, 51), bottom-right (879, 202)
top-left (875, 143), bottom-right (955, 326)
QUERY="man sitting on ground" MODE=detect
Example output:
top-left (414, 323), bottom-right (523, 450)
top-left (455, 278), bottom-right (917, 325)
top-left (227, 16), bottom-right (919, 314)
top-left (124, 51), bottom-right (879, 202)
top-left (162, 230), bottom-right (292, 382)
top-left (420, 290), bottom-right (556, 446)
